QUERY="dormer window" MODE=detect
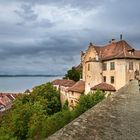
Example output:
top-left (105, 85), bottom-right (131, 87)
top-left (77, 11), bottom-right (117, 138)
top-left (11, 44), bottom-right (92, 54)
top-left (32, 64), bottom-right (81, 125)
top-left (96, 55), bottom-right (99, 61)
top-left (128, 49), bottom-right (135, 55)
top-left (128, 51), bottom-right (132, 55)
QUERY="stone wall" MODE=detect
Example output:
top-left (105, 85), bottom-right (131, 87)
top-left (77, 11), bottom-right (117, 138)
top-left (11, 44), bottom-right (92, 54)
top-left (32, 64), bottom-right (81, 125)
top-left (46, 80), bottom-right (140, 140)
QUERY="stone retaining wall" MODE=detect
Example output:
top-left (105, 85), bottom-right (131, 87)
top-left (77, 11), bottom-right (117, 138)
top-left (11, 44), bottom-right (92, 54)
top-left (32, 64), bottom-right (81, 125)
top-left (47, 80), bottom-right (140, 140)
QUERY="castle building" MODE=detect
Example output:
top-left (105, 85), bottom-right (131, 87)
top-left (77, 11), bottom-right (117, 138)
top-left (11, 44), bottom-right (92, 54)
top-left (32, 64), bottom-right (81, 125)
top-left (81, 39), bottom-right (140, 94)
top-left (52, 79), bottom-right (76, 106)
top-left (67, 80), bottom-right (85, 109)
top-left (52, 79), bottom-right (85, 108)
top-left (52, 38), bottom-right (140, 108)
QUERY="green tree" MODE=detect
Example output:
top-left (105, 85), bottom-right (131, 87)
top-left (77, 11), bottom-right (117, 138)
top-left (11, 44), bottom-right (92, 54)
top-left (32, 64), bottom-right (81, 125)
top-left (0, 86), bottom-right (104, 140)
top-left (64, 67), bottom-right (81, 81)
top-left (62, 100), bottom-right (69, 110)
top-left (0, 82), bottom-right (61, 140)
top-left (44, 110), bottom-right (72, 137)
top-left (73, 90), bottom-right (105, 117)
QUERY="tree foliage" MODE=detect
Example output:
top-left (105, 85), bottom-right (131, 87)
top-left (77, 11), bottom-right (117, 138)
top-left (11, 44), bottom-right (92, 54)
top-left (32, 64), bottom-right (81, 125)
top-left (0, 83), bottom-right (61, 140)
top-left (73, 90), bottom-right (105, 117)
top-left (64, 67), bottom-right (81, 81)
top-left (0, 87), bottom-right (104, 139)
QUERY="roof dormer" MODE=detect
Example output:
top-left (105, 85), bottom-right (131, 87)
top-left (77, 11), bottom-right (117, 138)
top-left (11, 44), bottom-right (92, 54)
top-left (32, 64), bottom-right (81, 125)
top-left (128, 48), bottom-right (135, 55)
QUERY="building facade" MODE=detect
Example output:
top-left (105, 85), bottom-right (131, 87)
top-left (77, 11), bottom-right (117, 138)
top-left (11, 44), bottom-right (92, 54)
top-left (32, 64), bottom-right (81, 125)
top-left (67, 80), bottom-right (85, 109)
top-left (81, 40), bottom-right (140, 94)
top-left (52, 79), bottom-right (76, 106)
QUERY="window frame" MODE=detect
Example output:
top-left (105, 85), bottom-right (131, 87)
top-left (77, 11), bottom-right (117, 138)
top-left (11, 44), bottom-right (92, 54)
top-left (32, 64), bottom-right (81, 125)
top-left (71, 100), bottom-right (73, 104)
top-left (110, 62), bottom-right (115, 70)
top-left (110, 76), bottom-right (114, 84)
top-left (88, 63), bottom-right (90, 71)
top-left (103, 76), bottom-right (106, 82)
top-left (71, 92), bottom-right (74, 96)
top-left (103, 63), bottom-right (107, 71)
top-left (129, 62), bottom-right (133, 70)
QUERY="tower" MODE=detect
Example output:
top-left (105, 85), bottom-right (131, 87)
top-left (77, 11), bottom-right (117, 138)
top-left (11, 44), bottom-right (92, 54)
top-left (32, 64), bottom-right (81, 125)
top-left (81, 43), bottom-right (103, 94)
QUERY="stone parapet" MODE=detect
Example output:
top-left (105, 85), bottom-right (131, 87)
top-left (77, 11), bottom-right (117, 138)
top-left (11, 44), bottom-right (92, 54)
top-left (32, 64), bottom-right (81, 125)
top-left (47, 80), bottom-right (140, 140)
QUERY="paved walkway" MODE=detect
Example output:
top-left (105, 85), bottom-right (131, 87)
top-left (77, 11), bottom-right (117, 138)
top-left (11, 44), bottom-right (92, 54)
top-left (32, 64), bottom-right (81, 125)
top-left (47, 80), bottom-right (140, 140)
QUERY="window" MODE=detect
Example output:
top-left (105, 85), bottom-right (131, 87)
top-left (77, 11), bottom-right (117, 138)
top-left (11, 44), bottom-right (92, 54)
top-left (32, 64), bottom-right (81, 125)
top-left (110, 62), bottom-right (115, 70)
top-left (110, 76), bottom-right (114, 84)
top-left (88, 63), bottom-right (90, 71)
top-left (103, 76), bottom-right (106, 82)
top-left (128, 50), bottom-right (134, 55)
top-left (71, 92), bottom-right (74, 96)
top-left (129, 62), bottom-right (133, 70)
top-left (71, 100), bottom-right (73, 104)
top-left (103, 63), bottom-right (107, 71)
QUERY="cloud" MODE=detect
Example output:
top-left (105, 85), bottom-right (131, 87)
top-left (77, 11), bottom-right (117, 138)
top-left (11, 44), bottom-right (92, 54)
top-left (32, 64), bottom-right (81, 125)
top-left (0, 0), bottom-right (140, 74)
top-left (14, 3), bottom-right (38, 26)
top-left (14, 0), bottom-right (105, 10)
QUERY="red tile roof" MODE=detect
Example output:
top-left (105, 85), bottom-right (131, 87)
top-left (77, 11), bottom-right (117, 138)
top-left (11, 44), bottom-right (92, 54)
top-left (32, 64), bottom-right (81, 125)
top-left (67, 80), bottom-right (85, 93)
top-left (88, 40), bottom-right (140, 61)
top-left (52, 79), bottom-right (76, 87)
top-left (91, 82), bottom-right (116, 91)
top-left (0, 93), bottom-right (19, 111)
top-left (0, 95), bottom-right (12, 107)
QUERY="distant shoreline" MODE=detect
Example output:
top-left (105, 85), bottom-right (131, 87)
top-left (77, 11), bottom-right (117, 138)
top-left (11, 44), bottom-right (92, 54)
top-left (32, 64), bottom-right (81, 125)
top-left (0, 75), bottom-right (63, 93)
top-left (0, 75), bottom-right (63, 77)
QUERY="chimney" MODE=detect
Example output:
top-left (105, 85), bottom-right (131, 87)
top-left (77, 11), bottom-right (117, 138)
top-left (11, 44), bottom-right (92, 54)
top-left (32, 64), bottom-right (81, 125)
top-left (120, 34), bottom-right (122, 40)
top-left (111, 39), bottom-right (116, 43)
top-left (88, 42), bottom-right (93, 48)
top-left (112, 39), bottom-right (115, 42)
top-left (89, 42), bottom-right (93, 46)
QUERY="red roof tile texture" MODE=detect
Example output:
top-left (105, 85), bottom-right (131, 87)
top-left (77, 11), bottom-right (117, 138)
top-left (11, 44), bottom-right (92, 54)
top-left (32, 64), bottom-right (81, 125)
top-left (0, 93), bottom-right (18, 110)
top-left (67, 80), bottom-right (85, 93)
top-left (52, 79), bottom-right (76, 87)
top-left (91, 82), bottom-right (116, 91)
top-left (92, 40), bottom-right (140, 60)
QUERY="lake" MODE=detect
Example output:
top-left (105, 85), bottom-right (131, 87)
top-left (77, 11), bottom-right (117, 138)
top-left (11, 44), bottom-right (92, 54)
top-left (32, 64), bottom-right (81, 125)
top-left (0, 76), bottom-right (62, 93)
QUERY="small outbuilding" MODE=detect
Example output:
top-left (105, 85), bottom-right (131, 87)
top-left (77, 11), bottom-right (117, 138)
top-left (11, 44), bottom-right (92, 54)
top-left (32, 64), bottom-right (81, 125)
top-left (67, 80), bottom-right (85, 108)
top-left (91, 82), bottom-right (116, 97)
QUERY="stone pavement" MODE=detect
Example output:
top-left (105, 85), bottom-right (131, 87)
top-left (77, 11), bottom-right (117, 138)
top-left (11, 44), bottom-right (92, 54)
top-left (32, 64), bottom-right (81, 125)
top-left (47, 80), bottom-right (140, 140)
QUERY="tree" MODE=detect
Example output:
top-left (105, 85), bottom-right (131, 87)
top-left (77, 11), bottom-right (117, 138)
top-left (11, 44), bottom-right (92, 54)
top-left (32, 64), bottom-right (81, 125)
top-left (44, 110), bottom-right (72, 137)
top-left (0, 84), bottom-right (104, 140)
top-left (62, 100), bottom-right (69, 110)
top-left (73, 90), bottom-right (105, 117)
top-left (64, 67), bottom-right (81, 81)
top-left (0, 82), bottom-right (61, 140)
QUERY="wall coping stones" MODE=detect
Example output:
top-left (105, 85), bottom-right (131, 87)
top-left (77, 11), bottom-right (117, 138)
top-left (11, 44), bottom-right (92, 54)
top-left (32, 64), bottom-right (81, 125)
top-left (47, 80), bottom-right (140, 140)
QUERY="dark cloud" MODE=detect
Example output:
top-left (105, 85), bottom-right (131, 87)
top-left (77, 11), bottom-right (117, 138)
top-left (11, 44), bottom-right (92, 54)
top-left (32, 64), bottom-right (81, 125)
top-left (15, 0), bottom-right (105, 9)
top-left (0, 30), bottom-right (83, 74)
top-left (35, 19), bottom-right (55, 28)
top-left (0, 0), bottom-right (140, 74)
top-left (15, 4), bottom-right (38, 21)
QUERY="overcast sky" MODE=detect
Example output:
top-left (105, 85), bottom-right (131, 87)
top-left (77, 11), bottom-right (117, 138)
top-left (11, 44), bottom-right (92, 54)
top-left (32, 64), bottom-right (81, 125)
top-left (0, 0), bottom-right (140, 75)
